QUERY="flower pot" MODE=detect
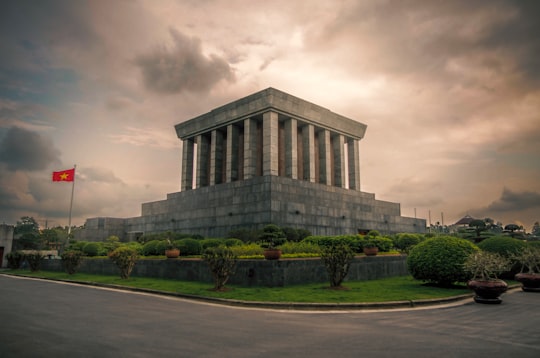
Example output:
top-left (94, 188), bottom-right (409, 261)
top-left (515, 273), bottom-right (540, 292)
top-left (363, 247), bottom-right (379, 256)
top-left (263, 249), bottom-right (282, 260)
top-left (467, 279), bottom-right (508, 304)
top-left (165, 249), bottom-right (180, 259)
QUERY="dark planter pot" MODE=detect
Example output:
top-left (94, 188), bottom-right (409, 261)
top-left (363, 247), bottom-right (379, 256)
top-left (467, 279), bottom-right (508, 304)
top-left (165, 249), bottom-right (180, 259)
top-left (263, 249), bottom-right (282, 260)
top-left (515, 273), bottom-right (540, 292)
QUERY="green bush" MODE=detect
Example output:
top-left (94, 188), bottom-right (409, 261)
top-left (407, 236), bottom-right (479, 286)
top-left (302, 235), bottom-right (361, 252)
top-left (200, 238), bottom-right (226, 249)
top-left (82, 242), bottom-right (104, 257)
top-left (321, 243), bottom-right (355, 288)
top-left (224, 238), bottom-right (243, 247)
top-left (230, 243), bottom-right (264, 257)
top-left (6, 251), bottom-right (25, 269)
top-left (478, 236), bottom-right (527, 257)
top-left (156, 240), bottom-right (169, 255)
top-left (25, 252), bottom-right (45, 272)
top-left (108, 246), bottom-right (139, 279)
top-left (393, 233), bottom-right (424, 254)
top-left (175, 238), bottom-right (202, 255)
top-left (61, 250), bottom-right (85, 275)
top-left (280, 241), bottom-right (321, 254)
top-left (358, 236), bottom-right (393, 252)
top-left (258, 224), bottom-right (287, 249)
top-left (203, 245), bottom-right (237, 291)
top-left (142, 240), bottom-right (162, 256)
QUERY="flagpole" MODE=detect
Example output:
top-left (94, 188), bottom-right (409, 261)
top-left (67, 164), bottom-right (76, 237)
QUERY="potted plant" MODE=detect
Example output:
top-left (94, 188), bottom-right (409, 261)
top-left (165, 239), bottom-right (180, 259)
top-left (362, 239), bottom-right (379, 256)
top-left (512, 246), bottom-right (540, 292)
top-left (258, 224), bottom-right (286, 260)
top-left (464, 251), bottom-right (511, 304)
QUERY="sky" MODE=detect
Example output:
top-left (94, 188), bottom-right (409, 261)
top-left (1, 0), bottom-right (539, 232)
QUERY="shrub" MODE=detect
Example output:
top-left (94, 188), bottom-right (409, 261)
top-left (407, 236), bottom-right (479, 286)
top-left (224, 238), bottom-right (243, 247)
top-left (281, 227), bottom-right (299, 242)
top-left (358, 236), bottom-right (393, 252)
top-left (82, 242), bottom-right (103, 257)
top-left (6, 251), bottom-right (25, 269)
top-left (200, 238), bottom-right (226, 249)
top-left (155, 240), bottom-right (169, 255)
top-left (230, 243), bottom-right (264, 257)
top-left (303, 235), bottom-right (361, 252)
top-left (61, 250), bottom-right (85, 275)
top-left (175, 238), bottom-right (202, 255)
top-left (258, 224), bottom-right (287, 249)
top-left (393, 233), bottom-right (424, 254)
top-left (203, 246), bottom-right (237, 291)
top-left (464, 251), bottom-right (511, 280)
top-left (321, 243), bottom-right (355, 288)
top-left (478, 236), bottom-right (527, 258)
top-left (280, 241), bottom-right (321, 255)
top-left (142, 240), bottom-right (162, 256)
top-left (25, 252), bottom-right (45, 272)
top-left (108, 247), bottom-right (139, 279)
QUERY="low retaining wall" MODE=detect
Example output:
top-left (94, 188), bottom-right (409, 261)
top-left (41, 255), bottom-right (408, 287)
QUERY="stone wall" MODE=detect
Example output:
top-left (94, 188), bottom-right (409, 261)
top-left (77, 176), bottom-right (425, 241)
top-left (41, 255), bottom-right (408, 287)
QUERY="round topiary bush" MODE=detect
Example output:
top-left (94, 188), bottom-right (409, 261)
top-left (478, 236), bottom-right (528, 278)
top-left (407, 236), bottom-right (479, 286)
top-left (175, 238), bottom-right (202, 255)
top-left (82, 242), bottom-right (102, 257)
top-left (393, 233), bottom-right (424, 254)
top-left (478, 236), bottom-right (527, 257)
top-left (142, 240), bottom-right (161, 256)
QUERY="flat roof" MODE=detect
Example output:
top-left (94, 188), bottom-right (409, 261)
top-left (175, 87), bottom-right (367, 140)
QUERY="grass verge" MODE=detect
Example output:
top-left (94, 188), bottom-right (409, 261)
top-left (4, 270), bottom-right (473, 303)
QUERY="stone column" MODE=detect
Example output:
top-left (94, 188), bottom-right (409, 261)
top-left (181, 138), bottom-right (194, 191)
top-left (263, 111), bottom-right (279, 176)
top-left (226, 124), bottom-right (240, 182)
top-left (318, 129), bottom-right (332, 185)
top-left (243, 118), bottom-right (258, 179)
top-left (302, 124), bottom-right (316, 182)
top-left (347, 138), bottom-right (361, 190)
top-left (284, 118), bottom-right (298, 179)
top-left (332, 134), bottom-right (346, 188)
top-left (210, 129), bottom-right (224, 185)
top-left (195, 134), bottom-right (210, 188)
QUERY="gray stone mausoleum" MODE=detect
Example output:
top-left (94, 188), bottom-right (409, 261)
top-left (79, 88), bottom-right (425, 241)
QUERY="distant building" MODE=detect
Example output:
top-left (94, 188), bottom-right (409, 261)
top-left (78, 88), bottom-right (426, 241)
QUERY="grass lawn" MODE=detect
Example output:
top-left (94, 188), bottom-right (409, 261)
top-left (5, 270), bottom-right (473, 303)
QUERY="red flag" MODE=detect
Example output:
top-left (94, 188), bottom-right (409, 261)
top-left (52, 168), bottom-right (75, 182)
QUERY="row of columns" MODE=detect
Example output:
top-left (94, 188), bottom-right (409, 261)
top-left (181, 111), bottom-right (361, 191)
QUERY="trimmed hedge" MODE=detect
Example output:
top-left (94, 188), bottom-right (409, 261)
top-left (478, 236), bottom-right (527, 257)
top-left (407, 236), bottom-right (479, 286)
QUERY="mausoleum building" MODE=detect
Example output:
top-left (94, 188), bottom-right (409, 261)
top-left (79, 88), bottom-right (425, 241)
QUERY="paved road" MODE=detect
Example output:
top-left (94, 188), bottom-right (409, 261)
top-left (0, 275), bottom-right (538, 358)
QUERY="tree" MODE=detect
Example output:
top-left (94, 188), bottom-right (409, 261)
top-left (532, 222), bottom-right (540, 237)
top-left (469, 219), bottom-right (487, 238)
top-left (14, 216), bottom-right (39, 235)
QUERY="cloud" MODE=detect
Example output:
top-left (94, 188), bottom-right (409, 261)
top-left (486, 187), bottom-right (540, 212)
top-left (134, 28), bottom-right (235, 94)
top-left (0, 126), bottom-right (61, 171)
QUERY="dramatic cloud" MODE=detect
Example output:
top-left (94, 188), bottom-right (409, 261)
top-left (486, 188), bottom-right (540, 212)
top-left (0, 126), bottom-right (61, 171)
top-left (0, 0), bottom-right (538, 230)
top-left (135, 28), bottom-right (235, 94)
